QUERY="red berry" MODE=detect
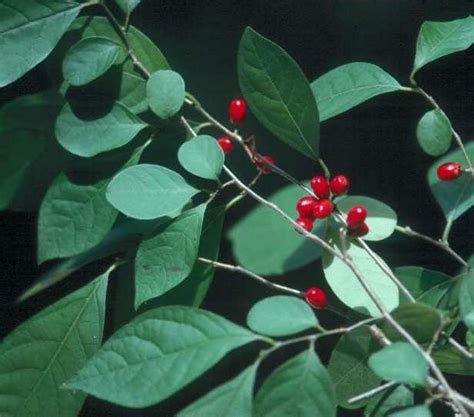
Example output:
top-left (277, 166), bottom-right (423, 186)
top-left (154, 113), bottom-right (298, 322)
top-left (305, 287), bottom-right (328, 309)
top-left (330, 175), bottom-right (350, 196)
top-left (349, 222), bottom-right (369, 238)
top-left (346, 205), bottom-right (368, 229)
top-left (229, 98), bottom-right (247, 123)
top-left (296, 196), bottom-right (317, 218)
top-left (296, 216), bottom-right (313, 232)
top-left (313, 199), bottom-right (334, 219)
top-left (256, 155), bottom-right (275, 174)
top-left (310, 176), bottom-right (330, 199)
top-left (217, 136), bottom-right (234, 154)
top-left (437, 162), bottom-right (463, 181)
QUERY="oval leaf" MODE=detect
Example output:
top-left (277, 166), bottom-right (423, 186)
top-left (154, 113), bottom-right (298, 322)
top-left (416, 109), bottom-right (452, 156)
top-left (459, 269), bottom-right (474, 331)
top-left (64, 306), bottom-right (259, 408)
top-left (115, 0), bottom-right (141, 14)
top-left (106, 163), bottom-right (199, 219)
top-left (364, 385), bottom-right (414, 417)
top-left (311, 63), bottom-right (402, 121)
top-left (247, 296), bottom-right (318, 337)
top-left (390, 405), bottom-right (432, 417)
top-left (238, 27), bottom-right (319, 159)
top-left (147, 70), bottom-right (185, 119)
top-left (433, 346), bottom-right (474, 376)
top-left (178, 135), bottom-right (224, 180)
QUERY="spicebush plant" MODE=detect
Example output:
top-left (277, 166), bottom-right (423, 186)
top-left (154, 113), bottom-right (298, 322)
top-left (0, 1), bottom-right (473, 416)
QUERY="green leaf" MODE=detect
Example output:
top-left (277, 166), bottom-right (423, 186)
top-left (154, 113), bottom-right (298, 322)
top-left (106, 163), bottom-right (199, 220)
top-left (365, 385), bottom-right (414, 417)
top-left (311, 63), bottom-right (402, 121)
top-left (337, 196), bottom-right (397, 241)
top-left (413, 16), bottom-right (474, 75)
top-left (62, 36), bottom-right (120, 86)
top-left (459, 269), bottom-right (474, 331)
top-left (328, 326), bottom-right (380, 409)
top-left (0, 271), bottom-right (109, 417)
top-left (381, 302), bottom-right (442, 344)
top-left (115, 0), bottom-right (141, 14)
top-left (238, 27), bottom-right (319, 159)
top-left (147, 70), bottom-right (186, 119)
top-left (254, 349), bottom-right (336, 417)
top-left (416, 110), bottom-right (452, 156)
top-left (323, 239), bottom-right (399, 317)
top-left (135, 204), bottom-right (206, 308)
top-left (389, 405), bottom-right (432, 417)
top-left (228, 182), bottom-right (325, 275)
top-left (177, 364), bottom-right (256, 417)
top-left (65, 306), bottom-right (259, 408)
top-left (433, 346), bottom-right (474, 376)
top-left (467, 330), bottom-right (474, 349)
top-left (427, 142), bottom-right (474, 222)
top-left (0, 0), bottom-right (81, 87)
top-left (247, 296), bottom-right (318, 337)
top-left (178, 135), bottom-right (224, 180)
top-left (368, 342), bottom-right (428, 386)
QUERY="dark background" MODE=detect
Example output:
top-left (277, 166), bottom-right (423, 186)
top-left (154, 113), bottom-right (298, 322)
top-left (1, 1), bottom-right (473, 416)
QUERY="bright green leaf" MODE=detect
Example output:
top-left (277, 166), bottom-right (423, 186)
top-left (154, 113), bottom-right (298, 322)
top-left (0, 0), bottom-right (81, 87)
top-left (311, 63), bottom-right (402, 121)
top-left (147, 70), bottom-right (185, 119)
top-left (337, 196), bottom-right (397, 241)
top-left (135, 204), bottom-right (206, 308)
top-left (328, 326), bottom-right (380, 409)
top-left (247, 296), bottom-right (318, 337)
top-left (459, 269), bottom-right (474, 331)
top-left (115, 0), bottom-right (141, 14)
top-left (389, 405), bottom-right (432, 417)
top-left (65, 306), bottom-right (259, 408)
top-left (228, 182), bottom-right (326, 275)
top-left (365, 385), bottom-right (414, 417)
top-left (368, 342), bottom-right (428, 386)
top-left (178, 135), bottom-right (224, 180)
top-left (106, 163), bottom-right (199, 219)
top-left (413, 16), bottom-right (474, 75)
top-left (177, 364), bottom-right (256, 417)
top-left (0, 271), bottom-right (108, 417)
top-left (416, 110), bottom-right (452, 156)
top-left (254, 349), bottom-right (336, 417)
top-left (433, 346), bottom-right (474, 376)
top-left (238, 27), bottom-right (319, 159)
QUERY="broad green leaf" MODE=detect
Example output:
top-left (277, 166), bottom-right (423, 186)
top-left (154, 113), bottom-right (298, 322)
top-left (178, 135), bottom-right (224, 180)
top-left (416, 110), bottom-right (452, 156)
top-left (413, 16), bottom-right (474, 75)
top-left (368, 342), bottom-right (428, 386)
top-left (135, 204), bottom-right (206, 308)
top-left (56, 101), bottom-right (147, 157)
top-left (177, 364), bottom-right (256, 417)
top-left (63, 36), bottom-right (120, 86)
top-left (0, 0), bottom-right (81, 87)
top-left (147, 70), bottom-right (185, 119)
top-left (459, 269), bottom-right (474, 331)
top-left (381, 303), bottom-right (442, 344)
top-left (389, 405), bottom-right (432, 417)
top-left (0, 272), bottom-right (108, 417)
top-left (365, 385), bottom-right (413, 417)
top-left (427, 142), bottom-right (474, 222)
top-left (228, 182), bottom-right (326, 275)
top-left (238, 27), bottom-right (319, 159)
top-left (337, 196), bottom-right (397, 241)
top-left (117, 71), bottom-right (148, 113)
top-left (254, 349), bottom-right (336, 417)
top-left (311, 63), bottom-right (402, 121)
top-left (106, 163), bottom-right (199, 219)
top-left (433, 346), bottom-right (474, 376)
top-left (65, 306), bottom-right (259, 408)
top-left (328, 326), bottom-right (380, 409)
top-left (247, 296), bottom-right (318, 337)
top-left (115, 0), bottom-right (141, 14)
top-left (323, 239), bottom-right (399, 317)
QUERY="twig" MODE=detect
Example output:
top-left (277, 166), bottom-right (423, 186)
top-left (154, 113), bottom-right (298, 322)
top-left (347, 381), bottom-right (397, 404)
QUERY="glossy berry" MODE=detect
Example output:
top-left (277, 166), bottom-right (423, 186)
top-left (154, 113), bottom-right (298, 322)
top-left (310, 176), bottom-right (330, 199)
top-left (330, 174), bottom-right (350, 196)
top-left (229, 98), bottom-right (248, 123)
top-left (305, 287), bottom-right (328, 310)
top-left (437, 162), bottom-right (463, 181)
top-left (313, 199), bottom-right (334, 219)
top-left (256, 155), bottom-right (275, 174)
top-left (217, 136), bottom-right (234, 154)
top-left (346, 205), bottom-right (368, 229)
top-left (296, 216), bottom-right (313, 232)
top-left (296, 197), bottom-right (317, 218)
top-left (349, 222), bottom-right (369, 238)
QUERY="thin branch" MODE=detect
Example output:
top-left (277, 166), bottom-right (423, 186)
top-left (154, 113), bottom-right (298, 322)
top-left (348, 381), bottom-right (398, 404)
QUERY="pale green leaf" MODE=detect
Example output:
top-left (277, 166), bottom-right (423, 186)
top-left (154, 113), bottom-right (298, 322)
top-left (147, 70), bottom-right (185, 119)
top-left (389, 405), bottom-right (432, 417)
top-left (459, 269), bottom-right (474, 331)
top-left (416, 110), bottom-right (452, 156)
top-left (115, 0), bottom-right (141, 14)
top-left (178, 135), bottom-right (224, 180)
